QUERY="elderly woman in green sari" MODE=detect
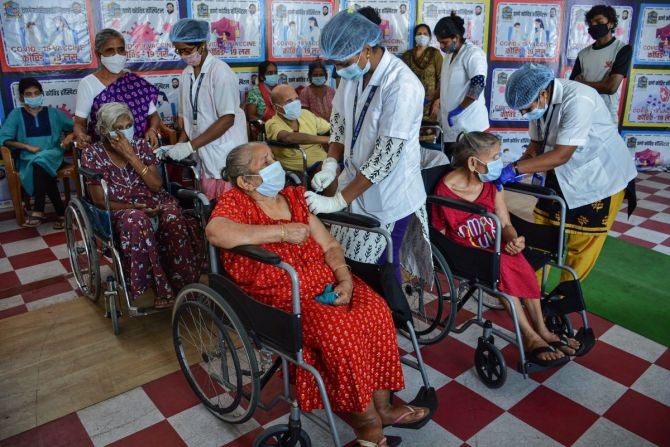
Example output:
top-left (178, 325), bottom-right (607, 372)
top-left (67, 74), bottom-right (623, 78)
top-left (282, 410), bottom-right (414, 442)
top-left (0, 78), bottom-right (73, 228)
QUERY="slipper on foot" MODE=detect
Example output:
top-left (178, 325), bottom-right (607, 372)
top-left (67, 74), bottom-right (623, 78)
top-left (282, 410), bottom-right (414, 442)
top-left (384, 405), bottom-right (431, 430)
top-left (549, 335), bottom-right (580, 356)
top-left (526, 346), bottom-right (570, 368)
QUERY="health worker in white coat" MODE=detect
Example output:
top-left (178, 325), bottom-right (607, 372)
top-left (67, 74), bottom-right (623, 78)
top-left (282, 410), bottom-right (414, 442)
top-left (499, 63), bottom-right (637, 283)
top-left (305, 8), bottom-right (431, 287)
top-left (431, 12), bottom-right (489, 156)
top-left (162, 19), bottom-right (248, 200)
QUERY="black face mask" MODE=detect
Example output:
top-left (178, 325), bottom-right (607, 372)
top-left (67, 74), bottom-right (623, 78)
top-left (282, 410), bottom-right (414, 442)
top-left (588, 23), bottom-right (610, 40)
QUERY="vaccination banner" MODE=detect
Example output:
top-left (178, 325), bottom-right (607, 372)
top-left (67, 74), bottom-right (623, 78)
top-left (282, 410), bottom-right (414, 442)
top-left (489, 128), bottom-right (531, 162)
top-left (418, 0), bottom-right (489, 51)
top-left (138, 70), bottom-right (182, 127)
top-left (267, 0), bottom-right (335, 61)
top-left (624, 69), bottom-right (670, 127)
top-left (342, 0), bottom-right (415, 54)
top-left (633, 3), bottom-right (670, 65)
top-left (621, 130), bottom-right (670, 171)
top-left (0, 0), bottom-right (96, 72)
top-left (491, 0), bottom-right (563, 62)
top-left (565, 2), bottom-right (635, 62)
top-left (489, 67), bottom-right (526, 122)
top-left (8, 76), bottom-right (79, 119)
top-left (189, 0), bottom-right (265, 64)
top-left (98, 0), bottom-right (180, 64)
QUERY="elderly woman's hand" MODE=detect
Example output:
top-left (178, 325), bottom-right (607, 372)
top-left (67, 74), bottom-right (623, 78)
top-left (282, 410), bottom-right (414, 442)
top-left (145, 128), bottom-right (160, 149)
top-left (109, 131), bottom-right (137, 161)
top-left (333, 279), bottom-right (353, 306)
top-left (284, 223), bottom-right (310, 244)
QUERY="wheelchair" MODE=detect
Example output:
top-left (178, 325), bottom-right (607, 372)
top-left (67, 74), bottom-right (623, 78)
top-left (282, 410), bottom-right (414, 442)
top-left (411, 165), bottom-right (595, 388)
top-left (171, 202), bottom-right (437, 446)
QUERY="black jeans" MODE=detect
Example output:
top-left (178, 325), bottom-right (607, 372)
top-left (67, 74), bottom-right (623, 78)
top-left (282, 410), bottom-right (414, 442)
top-left (32, 163), bottom-right (65, 216)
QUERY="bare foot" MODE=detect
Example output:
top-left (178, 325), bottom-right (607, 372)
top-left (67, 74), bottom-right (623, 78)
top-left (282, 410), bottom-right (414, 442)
top-left (377, 404), bottom-right (429, 427)
top-left (539, 330), bottom-right (580, 355)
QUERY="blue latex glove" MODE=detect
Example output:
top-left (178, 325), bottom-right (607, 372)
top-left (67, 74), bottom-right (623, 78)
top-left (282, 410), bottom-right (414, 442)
top-left (447, 106), bottom-right (465, 126)
top-left (315, 284), bottom-right (338, 305)
top-left (494, 164), bottom-right (524, 191)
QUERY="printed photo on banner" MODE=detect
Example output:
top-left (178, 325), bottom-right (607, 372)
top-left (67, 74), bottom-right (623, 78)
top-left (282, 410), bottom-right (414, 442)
top-left (419, 0), bottom-right (488, 51)
top-left (342, 0), bottom-right (414, 54)
top-left (190, 0), bottom-right (264, 63)
top-left (566, 3), bottom-right (633, 61)
top-left (139, 71), bottom-right (182, 127)
top-left (624, 69), bottom-right (670, 127)
top-left (268, 0), bottom-right (334, 61)
top-left (488, 128), bottom-right (531, 163)
top-left (8, 77), bottom-right (79, 119)
top-left (491, 0), bottom-right (563, 62)
top-left (621, 130), bottom-right (670, 171)
top-left (633, 4), bottom-right (670, 65)
top-left (489, 67), bottom-right (526, 122)
top-left (99, 0), bottom-right (180, 64)
top-left (0, 0), bottom-right (95, 71)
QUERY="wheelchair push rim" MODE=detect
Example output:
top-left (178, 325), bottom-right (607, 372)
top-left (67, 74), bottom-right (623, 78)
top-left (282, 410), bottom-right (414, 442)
top-left (172, 284), bottom-right (260, 424)
top-left (65, 200), bottom-right (101, 302)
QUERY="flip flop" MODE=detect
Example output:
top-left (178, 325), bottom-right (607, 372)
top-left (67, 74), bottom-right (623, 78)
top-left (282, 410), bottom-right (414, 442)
top-left (549, 335), bottom-right (580, 356)
top-left (22, 213), bottom-right (45, 228)
top-left (358, 436), bottom-right (402, 447)
top-left (386, 405), bottom-right (431, 430)
top-left (53, 217), bottom-right (65, 230)
top-left (526, 346), bottom-right (570, 368)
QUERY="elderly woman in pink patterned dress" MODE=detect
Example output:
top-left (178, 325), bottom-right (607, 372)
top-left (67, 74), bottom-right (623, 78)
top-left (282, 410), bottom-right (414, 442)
top-left (81, 102), bottom-right (201, 308)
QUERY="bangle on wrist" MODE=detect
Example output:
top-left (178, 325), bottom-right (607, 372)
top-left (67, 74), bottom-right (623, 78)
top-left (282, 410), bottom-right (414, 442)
top-left (280, 224), bottom-right (286, 242)
top-left (333, 264), bottom-right (351, 272)
top-left (139, 165), bottom-right (149, 176)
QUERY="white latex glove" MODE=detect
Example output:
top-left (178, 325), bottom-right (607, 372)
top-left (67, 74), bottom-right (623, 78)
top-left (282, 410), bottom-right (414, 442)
top-left (304, 191), bottom-right (347, 214)
top-left (153, 145), bottom-right (173, 159)
top-left (167, 142), bottom-right (194, 161)
top-left (310, 157), bottom-right (338, 192)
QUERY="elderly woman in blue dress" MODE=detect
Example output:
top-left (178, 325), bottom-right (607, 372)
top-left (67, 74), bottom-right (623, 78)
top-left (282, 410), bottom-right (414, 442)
top-left (0, 77), bottom-right (74, 228)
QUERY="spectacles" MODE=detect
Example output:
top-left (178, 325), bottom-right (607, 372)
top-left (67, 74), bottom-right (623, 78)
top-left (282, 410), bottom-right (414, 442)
top-left (174, 45), bottom-right (199, 56)
top-left (101, 47), bottom-right (127, 57)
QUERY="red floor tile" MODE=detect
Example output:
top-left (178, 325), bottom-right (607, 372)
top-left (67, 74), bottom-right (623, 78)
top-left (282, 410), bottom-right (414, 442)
top-left (421, 336), bottom-right (476, 379)
top-left (662, 237), bottom-right (670, 247)
top-left (0, 244), bottom-right (5, 258)
top-left (629, 207), bottom-right (659, 219)
top-left (42, 231), bottom-right (67, 247)
top-left (432, 381), bottom-right (504, 441)
top-left (618, 234), bottom-right (657, 249)
top-left (0, 304), bottom-right (27, 320)
top-left (0, 271), bottom-right (21, 291)
top-left (142, 370), bottom-right (201, 418)
top-left (9, 248), bottom-right (58, 270)
top-left (21, 277), bottom-right (74, 304)
top-left (60, 258), bottom-right (73, 273)
top-left (510, 386), bottom-right (598, 446)
top-left (604, 389), bottom-right (670, 447)
top-left (575, 340), bottom-right (652, 387)
top-left (569, 312), bottom-right (615, 338)
top-left (649, 175), bottom-right (670, 185)
top-left (106, 420), bottom-right (186, 447)
top-left (654, 349), bottom-right (670, 370)
top-left (635, 184), bottom-right (662, 194)
top-left (645, 195), bottom-right (670, 206)
top-left (246, 373), bottom-right (291, 426)
top-left (499, 343), bottom-right (566, 383)
top-left (480, 307), bottom-right (515, 333)
top-left (0, 227), bottom-right (40, 244)
top-left (640, 219), bottom-right (670, 234)
top-left (1, 413), bottom-right (92, 447)
top-left (610, 221), bottom-right (634, 234)
top-left (0, 209), bottom-right (16, 221)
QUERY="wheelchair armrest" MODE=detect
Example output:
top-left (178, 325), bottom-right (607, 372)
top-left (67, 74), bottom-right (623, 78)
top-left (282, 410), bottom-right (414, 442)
top-left (421, 120), bottom-right (440, 127)
top-left (164, 156), bottom-right (197, 168)
top-left (230, 245), bottom-right (282, 265)
top-left (78, 166), bottom-right (103, 181)
top-left (319, 211), bottom-right (381, 229)
top-left (427, 195), bottom-right (488, 215)
top-left (267, 139), bottom-right (300, 149)
top-left (503, 182), bottom-right (556, 197)
top-left (176, 188), bottom-right (210, 206)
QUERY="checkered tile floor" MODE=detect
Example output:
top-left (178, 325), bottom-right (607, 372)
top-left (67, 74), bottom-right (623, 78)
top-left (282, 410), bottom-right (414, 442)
top-left (1, 172), bottom-right (669, 446)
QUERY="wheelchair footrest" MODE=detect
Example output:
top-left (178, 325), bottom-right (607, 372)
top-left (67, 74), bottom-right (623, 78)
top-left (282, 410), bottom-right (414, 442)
top-left (402, 386), bottom-right (437, 430)
top-left (518, 360), bottom-right (553, 376)
top-left (542, 280), bottom-right (586, 315)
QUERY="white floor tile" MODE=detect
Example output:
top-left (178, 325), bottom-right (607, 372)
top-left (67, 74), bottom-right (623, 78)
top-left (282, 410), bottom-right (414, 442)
top-left (544, 361), bottom-right (627, 415)
top-left (616, 212), bottom-right (648, 225)
top-left (449, 320), bottom-right (510, 351)
top-left (15, 260), bottom-right (67, 284)
top-left (608, 231), bottom-right (621, 237)
top-left (0, 295), bottom-right (24, 311)
top-left (650, 212), bottom-right (670, 224)
top-left (652, 245), bottom-right (670, 256)
top-left (395, 354), bottom-right (451, 404)
top-left (634, 200), bottom-right (669, 212)
top-left (456, 368), bottom-right (539, 410)
top-left (654, 189), bottom-right (670, 198)
top-left (623, 226), bottom-right (669, 244)
top-left (2, 237), bottom-right (48, 257)
top-left (573, 417), bottom-right (656, 447)
top-left (0, 257), bottom-right (12, 274)
top-left (640, 180), bottom-right (670, 190)
top-left (468, 412), bottom-right (561, 447)
top-left (631, 364), bottom-right (670, 407)
top-left (78, 388), bottom-right (164, 447)
top-left (599, 325), bottom-right (666, 363)
top-left (169, 402), bottom-right (259, 447)
top-left (25, 290), bottom-right (78, 311)
top-left (0, 218), bottom-right (20, 233)
top-left (49, 243), bottom-right (69, 260)
top-left (386, 419), bottom-right (462, 446)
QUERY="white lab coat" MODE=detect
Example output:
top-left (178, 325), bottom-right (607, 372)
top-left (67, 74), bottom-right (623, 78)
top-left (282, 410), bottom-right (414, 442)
top-left (332, 50), bottom-right (426, 224)
top-left (439, 41), bottom-right (489, 142)
top-left (528, 79), bottom-right (636, 209)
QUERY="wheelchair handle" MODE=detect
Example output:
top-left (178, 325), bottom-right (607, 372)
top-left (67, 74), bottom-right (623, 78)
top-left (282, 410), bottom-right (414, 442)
top-left (231, 244), bottom-right (282, 265)
top-left (427, 195), bottom-right (488, 215)
top-left (164, 156), bottom-right (197, 168)
top-left (503, 182), bottom-right (556, 197)
top-left (176, 188), bottom-right (210, 206)
top-left (319, 211), bottom-right (381, 229)
top-left (78, 166), bottom-right (103, 181)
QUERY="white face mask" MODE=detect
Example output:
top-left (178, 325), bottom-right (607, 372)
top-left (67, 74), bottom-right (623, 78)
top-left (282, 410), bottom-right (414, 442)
top-left (101, 54), bottom-right (127, 74)
top-left (415, 35), bottom-right (430, 47)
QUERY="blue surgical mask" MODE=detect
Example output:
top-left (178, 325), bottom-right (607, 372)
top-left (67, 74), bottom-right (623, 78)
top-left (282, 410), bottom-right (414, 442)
top-left (524, 95), bottom-right (548, 121)
top-left (336, 52), bottom-right (371, 81)
top-left (24, 95), bottom-right (44, 108)
top-left (254, 161), bottom-right (286, 197)
top-left (415, 35), bottom-right (430, 47)
top-left (441, 41), bottom-right (457, 53)
top-left (264, 74), bottom-right (279, 86)
top-left (281, 100), bottom-right (302, 120)
top-left (475, 157), bottom-right (503, 183)
top-left (108, 126), bottom-right (135, 142)
top-left (311, 76), bottom-right (327, 86)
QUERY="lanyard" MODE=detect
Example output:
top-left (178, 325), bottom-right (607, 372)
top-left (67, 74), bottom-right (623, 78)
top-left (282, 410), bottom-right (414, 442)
top-left (189, 74), bottom-right (205, 125)
top-left (536, 104), bottom-right (556, 155)
top-left (350, 83), bottom-right (378, 158)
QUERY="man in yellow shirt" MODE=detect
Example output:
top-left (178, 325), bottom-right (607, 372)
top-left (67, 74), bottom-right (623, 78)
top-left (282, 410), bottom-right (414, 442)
top-left (265, 84), bottom-right (330, 173)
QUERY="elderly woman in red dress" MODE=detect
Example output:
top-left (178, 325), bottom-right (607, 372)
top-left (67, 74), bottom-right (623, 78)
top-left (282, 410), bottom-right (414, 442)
top-left (206, 142), bottom-right (430, 447)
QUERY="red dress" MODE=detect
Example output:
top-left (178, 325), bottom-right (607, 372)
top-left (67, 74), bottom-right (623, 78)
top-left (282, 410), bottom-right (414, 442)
top-left (431, 180), bottom-right (540, 299)
top-left (210, 186), bottom-right (404, 412)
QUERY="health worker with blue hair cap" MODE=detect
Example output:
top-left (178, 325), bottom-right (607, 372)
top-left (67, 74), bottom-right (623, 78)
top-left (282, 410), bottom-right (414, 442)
top-left (306, 8), bottom-right (433, 297)
top-left (499, 62), bottom-right (637, 283)
top-left (159, 18), bottom-right (248, 200)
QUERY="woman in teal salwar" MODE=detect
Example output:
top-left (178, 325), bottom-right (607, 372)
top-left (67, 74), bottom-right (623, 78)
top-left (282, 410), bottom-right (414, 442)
top-left (0, 78), bottom-right (73, 228)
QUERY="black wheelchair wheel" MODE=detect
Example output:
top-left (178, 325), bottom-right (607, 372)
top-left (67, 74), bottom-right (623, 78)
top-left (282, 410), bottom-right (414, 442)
top-left (253, 424), bottom-right (312, 447)
top-left (545, 313), bottom-right (575, 338)
top-left (65, 200), bottom-right (100, 301)
top-left (474, 338), bottom-right (507, 389)
top-left (173, 284), bottom-right (260, 424)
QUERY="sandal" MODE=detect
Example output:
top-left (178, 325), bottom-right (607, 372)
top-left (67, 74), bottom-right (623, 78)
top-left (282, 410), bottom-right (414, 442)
top-left (22, 213), bottom-right (45, 228)
top-left (549, 335), bottom-right (581, 356)
top-left (384, 405), bottom-right (431, 430)
top-left (359, 436), bottom-right (400, 447)
top-left (526, 346), bottom-right (570, 368)
top-left (53, 217), bottom-right (65, 230)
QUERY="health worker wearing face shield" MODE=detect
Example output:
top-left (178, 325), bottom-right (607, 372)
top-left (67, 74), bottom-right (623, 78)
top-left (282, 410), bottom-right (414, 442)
top-left (499, 63), bottom-right (637, 282)
top-left (163, 18), bottom-right (248, 200)
top-left (305, 8), bottom-right (432, 287)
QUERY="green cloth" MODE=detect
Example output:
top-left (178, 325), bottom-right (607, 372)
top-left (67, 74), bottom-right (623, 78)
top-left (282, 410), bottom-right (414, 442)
top-left (0, 106), bottom-right (73, 195)
top-left (246, 85), bottom-right (266, 117)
